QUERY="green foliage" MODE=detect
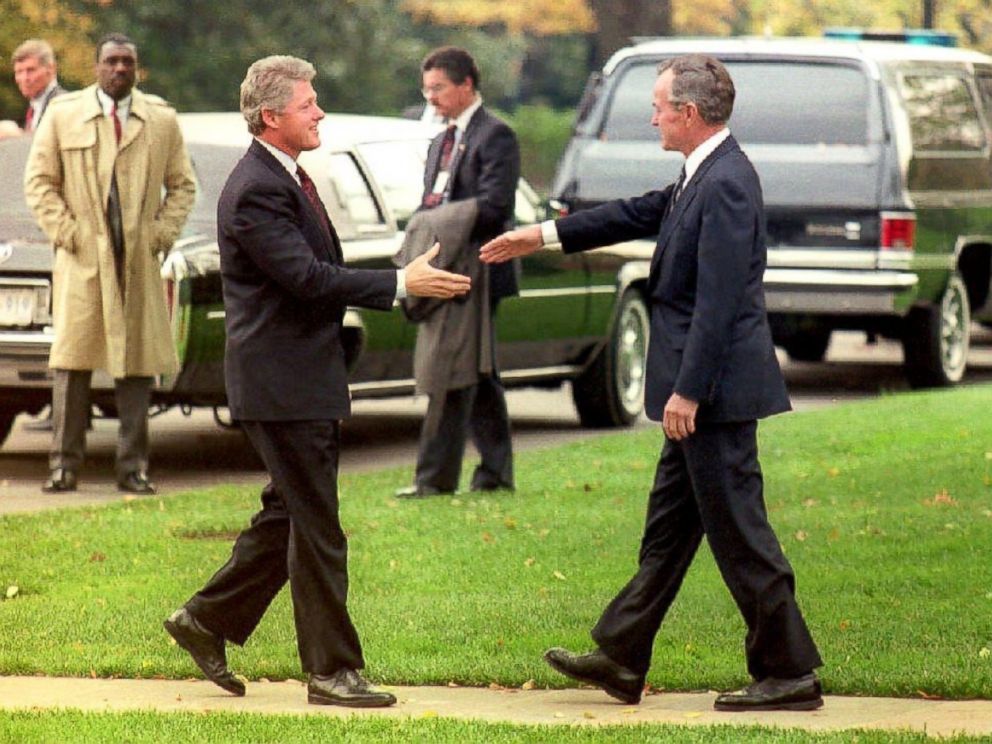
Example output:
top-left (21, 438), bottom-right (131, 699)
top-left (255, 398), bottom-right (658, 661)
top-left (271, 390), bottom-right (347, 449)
top-left (0, 710), bottom-right (984, 744)
top-left (3, 386), bottom-right (992, 701)
top-left (497, 104), bottom-right (574, 191)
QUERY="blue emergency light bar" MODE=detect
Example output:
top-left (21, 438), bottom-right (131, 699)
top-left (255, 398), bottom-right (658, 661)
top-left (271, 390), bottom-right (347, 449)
top-left (824, 28), bottom-right (957, 46)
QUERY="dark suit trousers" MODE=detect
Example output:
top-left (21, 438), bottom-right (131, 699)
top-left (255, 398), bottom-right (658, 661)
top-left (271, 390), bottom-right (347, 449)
top-left (50, 369), bottom-right (150, 477)
top-left (592, 421), bottom-right (822, 680)
top-left (415, 375), bottom-right (514, 492)
top-left (185, 420), bottom-right (364, 675)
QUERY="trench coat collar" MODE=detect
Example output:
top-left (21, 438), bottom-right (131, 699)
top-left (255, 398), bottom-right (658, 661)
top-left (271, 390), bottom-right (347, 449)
top-left (77, 84), bottom-right (150, 152)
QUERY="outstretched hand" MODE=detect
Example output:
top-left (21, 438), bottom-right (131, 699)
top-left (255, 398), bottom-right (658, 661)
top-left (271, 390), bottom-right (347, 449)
top-left (479, 225), bottom-right (544, 264)
top-left (405, 243), bottom-right (472, 299)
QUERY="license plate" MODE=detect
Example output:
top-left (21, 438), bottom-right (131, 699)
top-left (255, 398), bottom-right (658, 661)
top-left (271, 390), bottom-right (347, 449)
top-left (0, 287), bottom-right (37, 327)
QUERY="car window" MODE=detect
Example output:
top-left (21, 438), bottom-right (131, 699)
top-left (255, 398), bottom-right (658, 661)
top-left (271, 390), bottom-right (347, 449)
top-left (183, 144), bottom-right (244, 235)
top-left (318, 153), bottom-right (388, 237)
top-left (978, 73), bottom-right (992, 115)
top-left (357, 139), bottom-right (428, 227)
top-left (603, 60), bottom-right (871, 146)
top-left (898, 72), bottom-right (987, 152)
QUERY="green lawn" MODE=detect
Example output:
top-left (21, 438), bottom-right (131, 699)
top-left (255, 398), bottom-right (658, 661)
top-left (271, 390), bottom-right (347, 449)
top-left (1, 385), bottom-right (991, 705)
top-left (0, 711), bottom-right (985, 744)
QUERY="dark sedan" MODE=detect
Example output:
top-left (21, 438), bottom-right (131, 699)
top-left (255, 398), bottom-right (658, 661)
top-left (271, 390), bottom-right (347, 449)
top-left (0, 113), bottom-right (651, 446)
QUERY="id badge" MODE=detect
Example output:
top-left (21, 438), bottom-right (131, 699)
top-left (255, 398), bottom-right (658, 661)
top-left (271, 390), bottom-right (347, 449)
top-left (432, 170), bottom-right (450, 195)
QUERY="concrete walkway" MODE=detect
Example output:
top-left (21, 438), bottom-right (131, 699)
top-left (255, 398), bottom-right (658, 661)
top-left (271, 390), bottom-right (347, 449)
top-left (1, 676), bottom-right (991, 737)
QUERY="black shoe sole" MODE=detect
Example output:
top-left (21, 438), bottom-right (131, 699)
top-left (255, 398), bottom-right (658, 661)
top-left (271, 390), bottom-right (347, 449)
top-left (543, 652), bottom-right (641, 705)
top-left (307, 692), bottom-right (396, 707)
top-left (714, 696), bottom-right (824, 712)
top-left (163, 619), bottom-right (246, 697)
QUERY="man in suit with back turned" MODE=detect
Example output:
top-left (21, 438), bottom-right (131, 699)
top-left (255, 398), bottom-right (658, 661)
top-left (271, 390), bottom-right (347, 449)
top-left (164, 55), bottom-right (470, 707)
top-left (395, 46), bottom-right (520, 498)
top-left (480, 54), bottom-right (822, 712)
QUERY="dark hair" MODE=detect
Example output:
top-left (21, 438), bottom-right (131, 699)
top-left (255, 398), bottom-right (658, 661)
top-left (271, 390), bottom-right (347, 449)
top-left (657, 54), bottom-right (735, 125)
top-left (421, 46), bottom-right (479, 89)
top-left (96, 32), bottom-right (137, 61)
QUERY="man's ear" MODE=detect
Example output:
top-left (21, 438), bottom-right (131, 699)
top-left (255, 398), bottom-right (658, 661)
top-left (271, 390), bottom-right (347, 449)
top-left (260, 107), bottom-right (279, 130)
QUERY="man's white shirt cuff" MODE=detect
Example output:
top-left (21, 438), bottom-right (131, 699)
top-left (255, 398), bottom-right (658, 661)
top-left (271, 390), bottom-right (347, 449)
top-left (540, 220), bottom-right (561, 247)
top-left (395, 269), bottom-right (407, 300)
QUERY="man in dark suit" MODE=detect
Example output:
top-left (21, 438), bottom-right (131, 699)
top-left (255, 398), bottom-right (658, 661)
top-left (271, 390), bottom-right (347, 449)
top-left (164, 55), bottom-right (470, 707)
top-left (481, 54), bottom-right (822, 712)
top-left (12, 39), bottom-right (67, 134)
top-left (395, 46), bottom-right (520, 498)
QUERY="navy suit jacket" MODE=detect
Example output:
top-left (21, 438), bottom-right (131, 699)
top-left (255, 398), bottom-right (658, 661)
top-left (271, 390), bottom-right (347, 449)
top-left (557, 135), bottom-right (790, 423)
top-left (422, 106), bottom-right (520, 299)
top-left (218, 140), bottom-right (397, 421)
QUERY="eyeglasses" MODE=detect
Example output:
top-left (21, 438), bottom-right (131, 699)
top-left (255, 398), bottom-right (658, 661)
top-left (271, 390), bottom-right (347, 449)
top-left (421, 83), bottom-right (450, 99)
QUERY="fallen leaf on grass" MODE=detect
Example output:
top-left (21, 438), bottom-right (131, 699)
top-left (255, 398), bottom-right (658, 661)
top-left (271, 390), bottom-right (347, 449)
top-left (524, 558), bottom-right (536, 567)
top-left (5, 586), bottom-right (18, 599)
top-left (89, 552), bottom-right (106, 563)
top-left (916, 690), bottom-right (943, 700)
top-left (521, 679), bottom-right (536, 690)
top-left (481, 532), bottom-right (495, 543)
top-left (447, 681), bottom-right (459, 688)
top-left (794, 530), bottom-right (808, 542)
top-left (979, 647), bottom-right (991, 659)
top-left (583, 711), bottom-right (596, 719)
top-left (552, 570), bottom-right (567, 581)
top-left (923, 489), bottom-right (957, 507)
top-left (827, 467), bottom-right (841, 478)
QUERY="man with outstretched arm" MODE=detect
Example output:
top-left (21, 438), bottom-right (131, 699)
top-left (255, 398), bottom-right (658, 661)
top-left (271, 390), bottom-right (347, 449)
top-left (480, 54), bottom-right (822, 712)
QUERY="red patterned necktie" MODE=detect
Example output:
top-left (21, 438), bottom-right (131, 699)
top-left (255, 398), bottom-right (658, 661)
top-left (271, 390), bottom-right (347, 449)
top-left (297, 165), bottom-right (332, 237)
top-left (111, 101), bottom-right (122, 144)
top-left (423, 124), bottom-right (457, 208)
top-left (24, 105), bottom-right (34, 133)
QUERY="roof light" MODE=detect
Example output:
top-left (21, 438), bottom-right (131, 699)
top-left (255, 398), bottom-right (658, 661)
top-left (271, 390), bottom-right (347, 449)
top-left (824, 28), bottom-right (957, 47)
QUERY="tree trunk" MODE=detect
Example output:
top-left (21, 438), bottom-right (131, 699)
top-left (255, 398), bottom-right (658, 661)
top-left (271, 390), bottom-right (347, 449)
top-left (588, 0), bottom-right (672, 68)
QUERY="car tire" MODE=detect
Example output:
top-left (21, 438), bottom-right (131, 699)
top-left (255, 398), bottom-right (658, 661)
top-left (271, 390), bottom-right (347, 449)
top-left (0, 410), bottom-right (16, 447)
top-left (572, 290), bottom-right (648, 428)
top-left (782, 328), bottom-right (832, 363)
top-left (903, 272), bottom-right (970, 388)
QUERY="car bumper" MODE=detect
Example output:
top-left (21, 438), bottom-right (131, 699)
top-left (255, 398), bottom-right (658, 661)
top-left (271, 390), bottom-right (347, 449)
top-left (763, 268), bottom-right (919, 315)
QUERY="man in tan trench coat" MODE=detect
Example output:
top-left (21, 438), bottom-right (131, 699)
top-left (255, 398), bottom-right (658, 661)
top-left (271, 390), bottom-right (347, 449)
top-left (24, 32), bottom-right (196, 494)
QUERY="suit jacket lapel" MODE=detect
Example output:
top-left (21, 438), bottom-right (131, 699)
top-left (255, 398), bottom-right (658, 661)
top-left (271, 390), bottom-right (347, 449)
top-left (248, 140), bottom-right (339, 263)
top-left (649, 136), bottom-right (739, 280)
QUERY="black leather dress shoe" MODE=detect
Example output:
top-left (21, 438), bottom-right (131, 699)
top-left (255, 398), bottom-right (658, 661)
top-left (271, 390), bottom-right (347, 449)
top-left (308, 669), bottom-right (396, 707)
top-left (469, 481), bottom-right (514, 493)
top-left (394, 485), bottom-right (453, 499)
top-left (164, 608), bottom-right (245, 696)
top-left (41, 468), bottom-right (77, 493)
top-left (544, 647), bottom-right (644, 704)
top-left (714, 673), bottom-right (823, 711)
top-left (117, 471), bottom-right (156, 494)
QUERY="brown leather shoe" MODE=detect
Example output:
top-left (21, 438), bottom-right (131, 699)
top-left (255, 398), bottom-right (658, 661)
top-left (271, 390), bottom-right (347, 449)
top-left (164, 608), bottom-right (245, 696)
top-left (41, 468), bottom-right (77, 493)
top-left (714, 673), bottom-right (823, 711)
top-left (544, 647), bottom-right (644, 704)
top-left (308, 669), bottom-right (396, 707)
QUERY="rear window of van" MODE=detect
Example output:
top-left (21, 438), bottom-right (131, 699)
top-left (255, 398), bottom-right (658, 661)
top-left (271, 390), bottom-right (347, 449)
top-left (603, 59), bottom-right (870, 146)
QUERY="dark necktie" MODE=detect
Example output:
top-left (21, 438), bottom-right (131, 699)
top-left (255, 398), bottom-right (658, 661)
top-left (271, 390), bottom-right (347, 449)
top-left (107, 98), bottom-right (126, 295)
top-left (297, 165), bottom-right (333, 238)
top-left (24, 105), bottom-right (34, 133)
top-left (423, 124), bottom-right (456, 208)
top-left (664, 167), bottom-right (687, 219)
top-left (111, 101), bottom-right (122, 144)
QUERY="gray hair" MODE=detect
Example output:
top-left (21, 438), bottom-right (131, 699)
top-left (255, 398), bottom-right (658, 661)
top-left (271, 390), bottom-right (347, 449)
top-left (240, 55), bottom-right (316, 136)
top-left (12, 39), bottom-right (55, 67)
top-left (658, 54), bottom-right (735, 125)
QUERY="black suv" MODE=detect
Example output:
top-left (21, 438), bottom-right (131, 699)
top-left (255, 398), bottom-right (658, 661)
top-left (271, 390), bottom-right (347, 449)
top-left (552, 37), bottom-right (992, 387)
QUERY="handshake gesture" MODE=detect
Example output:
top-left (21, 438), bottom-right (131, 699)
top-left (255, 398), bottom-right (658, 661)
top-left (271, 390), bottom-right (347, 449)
top-left (404, 243), bottom-right (472, 298)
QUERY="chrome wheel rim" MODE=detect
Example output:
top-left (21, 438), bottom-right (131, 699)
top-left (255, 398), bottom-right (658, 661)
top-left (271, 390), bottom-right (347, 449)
top-left (940, 275), bottom-right (969, 383)
top-left (616, 298), bottom-right (649, 417)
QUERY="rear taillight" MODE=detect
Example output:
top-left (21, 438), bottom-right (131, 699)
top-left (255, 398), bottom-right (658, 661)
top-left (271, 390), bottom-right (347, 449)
top-left (880, 212), bottom-right (916, 250)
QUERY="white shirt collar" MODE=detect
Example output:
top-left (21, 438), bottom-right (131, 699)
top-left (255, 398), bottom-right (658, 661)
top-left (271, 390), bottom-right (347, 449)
top-left (683, 127), bottom-right (730, 184)
top-left (255, 137), bottom-right (300, 184)
top-left (96, 87), bottom-right (132, 126)
top-left (449, 94), bottom-right (482, 133)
